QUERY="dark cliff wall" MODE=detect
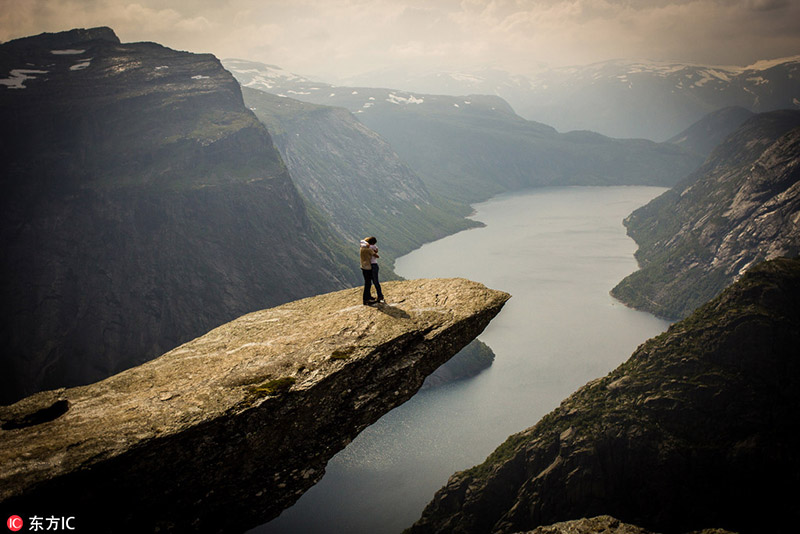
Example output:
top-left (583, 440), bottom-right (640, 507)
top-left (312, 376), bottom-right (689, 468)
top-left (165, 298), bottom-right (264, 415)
top-left (612, 110), bottom-right (800, 319)
top-left (409, 257), bottom-right (800, 534)
top-left (0, 28), bottom-right (353, 404)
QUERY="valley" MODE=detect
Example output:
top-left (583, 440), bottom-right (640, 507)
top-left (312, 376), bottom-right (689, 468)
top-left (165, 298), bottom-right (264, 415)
top-left (2, 25), bottom-right (799, 534)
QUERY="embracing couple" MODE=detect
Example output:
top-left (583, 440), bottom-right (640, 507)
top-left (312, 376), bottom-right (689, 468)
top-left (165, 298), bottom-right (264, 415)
top-left (360, 236), bottom-right (384, 305)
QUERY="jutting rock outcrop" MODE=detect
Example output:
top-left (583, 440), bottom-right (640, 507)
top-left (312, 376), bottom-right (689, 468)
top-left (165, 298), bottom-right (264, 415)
top-left (408, 257), bottom-right (800, 534)
top-left (0, 278), bottom-right (509, 533)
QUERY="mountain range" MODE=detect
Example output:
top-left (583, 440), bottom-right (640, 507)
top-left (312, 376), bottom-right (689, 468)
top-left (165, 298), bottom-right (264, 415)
top-left (224, 59), bottom-right (703, 205)
top-left (667, 106), bottom-right (755, 158)
top-left (338, 57), bottom-right (800, 141)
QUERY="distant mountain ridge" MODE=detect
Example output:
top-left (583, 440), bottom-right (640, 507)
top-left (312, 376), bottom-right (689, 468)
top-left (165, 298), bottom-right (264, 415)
top-left (333, 56), bottom-right (800, 141)
top-left (225, 59), bottom-right (704, 205)
top-left (0, 28), bottom-right (353, 404)
top-left (667, 106), bottom-right (755, 158)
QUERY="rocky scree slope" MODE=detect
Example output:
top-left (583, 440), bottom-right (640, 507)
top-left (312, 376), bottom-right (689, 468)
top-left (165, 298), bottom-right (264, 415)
top-left (224, 59), bottom-right (703, 205)
top-left (240, 86), bottom-right (477, 263)
top-left (0, 278), bottom-right (510, 533)
top-left (408, 257), bottom-right (800, 534)
top-left (612, 110), bottom-right (800, 319)
top-left (0, 28), bottom-right (353, 404)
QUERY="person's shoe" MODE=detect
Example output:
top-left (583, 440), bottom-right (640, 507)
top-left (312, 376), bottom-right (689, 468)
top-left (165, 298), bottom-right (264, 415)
top-left (364, 298), bottom-right (377, 305)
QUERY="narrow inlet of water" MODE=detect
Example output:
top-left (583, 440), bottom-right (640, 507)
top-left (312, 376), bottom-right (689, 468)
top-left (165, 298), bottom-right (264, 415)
top-left (255, 186), bottom-right (671, 534)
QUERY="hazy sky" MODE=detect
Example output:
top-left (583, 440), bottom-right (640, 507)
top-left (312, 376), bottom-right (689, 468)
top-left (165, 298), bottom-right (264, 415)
top-left (2, 0), bottom-right (799, 80)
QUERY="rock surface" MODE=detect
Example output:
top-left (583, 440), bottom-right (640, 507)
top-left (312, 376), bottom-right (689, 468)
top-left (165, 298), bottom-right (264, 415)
top-left (0, 28), bottom-right (354, 403)
top-left (518, 515), bottom-right (737, 534)
top-left (408, 258), bottom-right (800, 534)
top-left (0, 278), bottom-right (509, 533)
top-left (612, 110), bottom-right (800, 319)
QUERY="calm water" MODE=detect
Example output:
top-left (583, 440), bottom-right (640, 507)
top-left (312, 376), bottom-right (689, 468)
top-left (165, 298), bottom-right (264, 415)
top-left (254, 186), bottom-right (671, 534)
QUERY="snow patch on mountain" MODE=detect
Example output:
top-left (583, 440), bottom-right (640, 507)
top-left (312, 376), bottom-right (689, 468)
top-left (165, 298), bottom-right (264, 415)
top-left (0, 69), bottom-right (48, 89)
top-left (386, 93), bottom-right (423, 105)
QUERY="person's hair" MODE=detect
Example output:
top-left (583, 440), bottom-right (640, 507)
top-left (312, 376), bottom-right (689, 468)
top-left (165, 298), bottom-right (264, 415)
top-left (365, 236), bottom-right (377, 245)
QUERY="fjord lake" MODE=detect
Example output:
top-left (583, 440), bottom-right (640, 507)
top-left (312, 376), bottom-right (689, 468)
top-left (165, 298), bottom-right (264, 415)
top-left (255, 186), bottom-right (672, 534)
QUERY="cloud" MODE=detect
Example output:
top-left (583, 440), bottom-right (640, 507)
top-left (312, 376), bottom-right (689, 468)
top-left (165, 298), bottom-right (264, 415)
top-left (0, 0), bottom-right (216, 43)
top-left (1, 0), bottom-right (799, 78)
top-left (742, 0), bottom-right (789, 11)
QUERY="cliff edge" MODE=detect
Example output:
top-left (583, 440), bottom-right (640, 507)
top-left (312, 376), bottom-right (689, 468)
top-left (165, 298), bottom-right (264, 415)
top-left (0, 278), bottom-right (510, 533)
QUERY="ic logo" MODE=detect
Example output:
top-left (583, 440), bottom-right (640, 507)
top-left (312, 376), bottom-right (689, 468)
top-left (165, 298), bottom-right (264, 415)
top-left (6, 515), bottom-right (23, 532)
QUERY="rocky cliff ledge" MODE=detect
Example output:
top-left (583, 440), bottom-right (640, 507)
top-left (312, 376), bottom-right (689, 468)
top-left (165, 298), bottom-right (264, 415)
top-left (408, 258), bottom-right (799, 534)
top-left (0, 278), bottom-right (509, 533)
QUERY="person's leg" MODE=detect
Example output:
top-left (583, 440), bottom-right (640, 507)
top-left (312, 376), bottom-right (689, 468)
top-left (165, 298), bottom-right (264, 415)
top-left (371, 264), bottom-right (384, 301)
top-left (362, 269), bottom-right (374, 304)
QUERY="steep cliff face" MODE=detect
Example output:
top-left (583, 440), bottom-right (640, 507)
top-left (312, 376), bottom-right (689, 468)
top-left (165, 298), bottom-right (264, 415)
top-left (409, 258), bottom-right (800, 534)
top-left (0, 278), bottom-right (510, 533)
top-left (611, 110), bottom-right (800, 319)
top-left (240, 86), bottom-right (477, 262)
top-left (0, 28), bottom-right (354, 404)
